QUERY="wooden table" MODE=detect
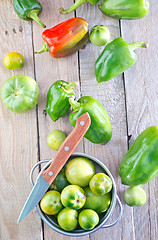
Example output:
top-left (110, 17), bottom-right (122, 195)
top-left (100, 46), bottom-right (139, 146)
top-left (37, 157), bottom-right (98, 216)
top-left (0, 1), bottom-right (157, 239)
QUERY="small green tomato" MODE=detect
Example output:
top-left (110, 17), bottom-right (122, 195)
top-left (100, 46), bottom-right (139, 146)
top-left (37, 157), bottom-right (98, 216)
top-left (124, 186), bottom-right (147, 207)
top-left (90, 25), bottom-right (110, 46)
top-left (65, 157), bottom-right (95, 187)
top-left (47, 130), bottom-right (66, 150)
top-left (40, 190), bottom-right (63, 215)
top-left (89, 173), bottom-right (112, 195)
top-left (84, 187), bottom-right (111, 213)
top-left (49, 168), bottom-right (69, 192)
top-left (61, 185), bottom-right (86, 210)
top-left (79, 209), bottom-right (99, 230)
top-left (57, 208), bottom-right (78, 231)
top-left (3, 52), bottom-right (25, 70)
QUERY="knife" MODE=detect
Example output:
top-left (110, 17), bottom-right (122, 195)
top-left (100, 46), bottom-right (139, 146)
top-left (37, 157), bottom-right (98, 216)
top-left (17, 112), bottom-right (91, 223)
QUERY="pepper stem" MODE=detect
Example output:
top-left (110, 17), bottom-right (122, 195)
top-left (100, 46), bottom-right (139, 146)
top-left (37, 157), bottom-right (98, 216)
top-left (69, 97), bottom-right (81, 111)
top-left (27, 10), bottom-right (46, 28)
top-left (64, 81), bottom-right (79, 91)
top-left (59, 0), bottom-right (87, 14)
top-left (129, 42), bottom-right (148, 51)
top-left (37, 43), bottom-right (49, 54)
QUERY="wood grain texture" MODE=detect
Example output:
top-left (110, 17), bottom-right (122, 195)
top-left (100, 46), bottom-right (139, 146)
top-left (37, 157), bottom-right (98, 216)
top-left (0, 1), bottom-right (41, 240)
top-left (75, 3), bottom-right (134, 240)
top-left (121, 1), bottom-right (158, 239)
top-left (32, 1), bottom-right (86, 239)
top-left (0, 0), bottom-right (157, 239)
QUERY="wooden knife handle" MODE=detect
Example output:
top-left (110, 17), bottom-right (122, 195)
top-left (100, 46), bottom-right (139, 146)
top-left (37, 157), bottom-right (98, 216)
top-left (41, 112), bottom-right (91, 185)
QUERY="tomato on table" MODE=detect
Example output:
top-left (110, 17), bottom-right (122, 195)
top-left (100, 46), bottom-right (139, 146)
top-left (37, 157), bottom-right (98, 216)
top-left (90, 25), bottom-right (110, 46)
top-left (47, 130), bottom-right (66, 150)
top-left (1, 75), bottom-right (39, 113)
top-left (3, 52), bottom-right (25, 70)
top-left (124, 186), bottom-right (147, 206)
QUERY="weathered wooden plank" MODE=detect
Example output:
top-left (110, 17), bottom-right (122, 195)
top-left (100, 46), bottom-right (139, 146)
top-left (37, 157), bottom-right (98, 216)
top-left (75, 3), bottom-right (135, 240)
top-left (121, 1), bottom-right (158, 240)
top-left (0, 1), bottom-right (41, 239)
top-left (33, 0), bottom-right (87, 239)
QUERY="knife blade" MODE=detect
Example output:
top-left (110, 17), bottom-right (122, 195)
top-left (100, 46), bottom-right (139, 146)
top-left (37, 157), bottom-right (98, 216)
top-left (17, 112), bottom-right (91, 223)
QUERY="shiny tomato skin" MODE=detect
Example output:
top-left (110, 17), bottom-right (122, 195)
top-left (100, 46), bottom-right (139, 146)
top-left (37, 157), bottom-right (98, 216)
top-left (57, 208), bottom-right (78, 231)
top-left (40, 190), bottom-right (63, 215)
top-left (1, 75), bottom-right (39, 113)
top-left (89, 173), bottom-right (112, 195)
top-left (47, 130), bottom-right (66, 150)
top-left (90, 25), bottom-right (110, 46)
top-left (65, 157), bottom-right (95, 187)
top-left (78, 209), bottom-right (99, 230)
top-left (61, 185), bottom-right (86, 210)
top-left (4, 52), bottom-right (24, 70)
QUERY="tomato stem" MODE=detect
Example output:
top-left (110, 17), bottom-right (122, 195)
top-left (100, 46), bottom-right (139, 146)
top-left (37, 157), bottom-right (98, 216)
top-left (59, 0), bottom-right (87, 14)
top-left (69, 97), bottom-right (81, 110)
top-left (13, 89), bottom-right (20, 96)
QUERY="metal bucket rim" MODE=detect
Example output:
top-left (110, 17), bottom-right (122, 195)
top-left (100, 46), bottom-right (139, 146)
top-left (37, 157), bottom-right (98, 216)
top-left (32, 153), bottom-right (118, 237)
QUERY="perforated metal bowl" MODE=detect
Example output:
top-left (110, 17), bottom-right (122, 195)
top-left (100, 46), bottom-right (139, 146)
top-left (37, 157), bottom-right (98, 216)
top-left (30, 153), bottom-right (122, 237)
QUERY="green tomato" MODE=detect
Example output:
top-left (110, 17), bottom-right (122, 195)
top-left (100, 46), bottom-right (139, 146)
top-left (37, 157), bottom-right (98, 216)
top-left (40, 190), bottom-right (63, 215)
top-left (78, 209), bottom-right (99, 230)
top-left (49, 168), bottom-right (69, 192)
top-left (57, 208), bottom-right (78, 231)
top-left (124, 186), bottom-right (147, 207)
top-left (1, 75), bottom-right (39, 113)
top-left (65, 157), bottom-right (96, 187)
top-left (89, 173), bottom-right (112, 195)
top-left (61, 185), bottom-right (86, 210)
top-left (90, 25), bottom-right (110, 46)
top-left (47, 130), bottom-right (66, 150)
top-left (3, 52), bottom-right (25, 70)
top-left (84, 187), bottom-right (111, 213)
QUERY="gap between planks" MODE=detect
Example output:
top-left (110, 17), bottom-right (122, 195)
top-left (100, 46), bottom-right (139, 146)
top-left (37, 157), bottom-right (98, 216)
top-left (119, 19), bottom-right (136, 240)
top-left (30, 19), bottom-right (45, 240)
top-left (30, 4), bottom-right (88, 240)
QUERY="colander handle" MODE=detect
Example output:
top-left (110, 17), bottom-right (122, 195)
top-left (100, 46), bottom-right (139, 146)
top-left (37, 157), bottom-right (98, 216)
top-left (30, 160), bottom-right (51, 186)
top-left (101, 195), bottom-right (122, 228)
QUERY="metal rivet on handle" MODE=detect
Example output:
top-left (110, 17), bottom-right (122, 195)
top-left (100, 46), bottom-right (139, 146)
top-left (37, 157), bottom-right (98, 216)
top-left (80, 121), bottom-right (85, 126)
top-left (64, 146), bottom-right (69, 151)
top-left (49, 171), bottom-right (53, 176)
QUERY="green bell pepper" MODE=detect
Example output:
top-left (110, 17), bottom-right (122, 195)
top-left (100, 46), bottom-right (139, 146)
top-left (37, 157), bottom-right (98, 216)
top-left (95, 37), bottom-right (148, 83)
top-left (13, 0), bottom-right (46, 28)
top-left (46, 80), bottom-right (78, 122)
top-left (119, 126), bottom-right (158, 186)
top-left (59, 0), bottom-right (100, 15)
top-left (98, 0), bottom-right (149, 20)
top-left (69, 96), bottom-right (112, 144)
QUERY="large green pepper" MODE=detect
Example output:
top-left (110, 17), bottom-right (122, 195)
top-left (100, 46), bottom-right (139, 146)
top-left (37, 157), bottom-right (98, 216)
top-left (119, 126), bottom-right (158, 186)
top-left (69, 96), bottom-right (112, 144)
top-left (46, 80), bottom-right (78, 122)
top-left (95, 37), bottom-right (147, 83)
top-left (98, 0), bottom-right (149, 20)
top-left (13, 0), bottom-right (46, 28)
